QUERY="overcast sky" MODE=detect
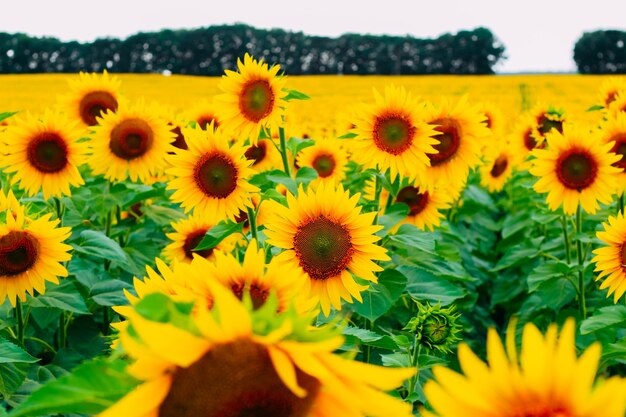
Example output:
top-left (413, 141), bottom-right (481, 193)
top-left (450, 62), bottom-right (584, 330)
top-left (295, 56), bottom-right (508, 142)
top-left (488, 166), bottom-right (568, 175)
top-left (2, 0), bottom-right (626, 73)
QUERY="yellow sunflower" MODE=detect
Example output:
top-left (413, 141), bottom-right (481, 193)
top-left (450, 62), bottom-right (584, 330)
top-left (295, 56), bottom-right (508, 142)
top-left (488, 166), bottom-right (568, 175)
top-left (190, 239), bottom-right (307, 311)
top-left (162, 214), bottom-right (237, 265)
top-left (591, 212), bottom-right (626, 303)
top-left (217, 53), bottom-right (288, 144)
top-left (88, 101), bottom-right (174, 182)
top-left (597, 111), bottom-right (626, 193)
top-left (422, 319), bottom-right (626, 417)
top-left (478, 101), bottom-right (505, 139)
top-left (598, 76), bottom-right (626, 108)
top-left (530, 123), bottom-right (620, 215)
top-left (480, 143), bottom-right (517, 193)
top-left (0, 190), bottom-right (21, 215)
top-left (392, 184), bottom-right (452, 231)
top-left (509, 113), bottom-right (547, 168)
top-left (0, 208), bottom-right (72, 306)
top-left (59, 70), bottom-right (123, 128)
top-left (350, 85), bottom-right (438, 182)
top-left (296, 137), bottom-right (349, 185)
top-left (185, 99), bottom-right (224, 131)
top-left (528, 103), bottom-right (566, 146)
top-left (1, 110), bottom-right (89, 199)
top-left (100, 281), bottom-right (415, 417)
top-left (167, 124), bottom-right (258, 223)
top-left (244, 137), bottom-right (282, 172)
top-left (608, 91), bottom-right (626, 115)
top-left (264, 183), bottom-right (390, 316)
top-left (421, 96), bottom-right (488, 189)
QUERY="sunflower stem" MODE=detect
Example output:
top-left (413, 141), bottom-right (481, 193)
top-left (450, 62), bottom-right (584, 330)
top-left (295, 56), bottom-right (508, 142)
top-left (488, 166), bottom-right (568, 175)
top-left (373, 175), bottom-right (383, 224)
top-left (278, 126), bottom-right (292, 177)
top-left (561, 214), bottom-right (571, 264)
top-left (101, 208), bottom-right (113, 335)
top-left (58, 313), bottom-right (67, 349)
top-left (247, 206), bottom-right (258, 242)
top-left (407, 335), bottom-right (421, 396)
top-left (575, 204), bottom-right (587, 319)
top-left (620, 193), bottom-right (625, 215)
top-left (15, 300), bottom-right (24, 346)
top-left (53, 197), bottom-right (64, 225)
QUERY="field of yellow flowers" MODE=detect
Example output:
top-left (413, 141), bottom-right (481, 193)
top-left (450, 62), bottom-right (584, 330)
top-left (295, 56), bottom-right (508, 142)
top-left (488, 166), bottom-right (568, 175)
top-left (0, 59), bottom-right (625, 417)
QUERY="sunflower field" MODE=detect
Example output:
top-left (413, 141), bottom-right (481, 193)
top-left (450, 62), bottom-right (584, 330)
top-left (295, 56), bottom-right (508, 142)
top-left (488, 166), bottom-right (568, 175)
top-left (0, 55), bottom-right (625, 417)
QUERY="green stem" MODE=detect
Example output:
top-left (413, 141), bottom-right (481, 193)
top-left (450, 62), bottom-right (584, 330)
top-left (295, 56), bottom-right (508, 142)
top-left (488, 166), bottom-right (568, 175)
top-left (101, 206), bottom-right (114, 335)
top-left (364, 319), bottom-right (374, 364)
top-left (407, 335), bottom-right (421, 396)
top-left (373, 175), bottom-right (383, 224)
top-left (575, 205), bottom-right (587, 319)
top-left (247, 206), bottom-right (258, 242)
top-left (278, 126), bottom-right (292, 177)
top-left (58, 313), bottom-right (67, 349)
top-left (561, 214), bottom-right (571, 264)
top-left (26, 336), bottom-right (57, 354)
top-left (620, 193), bottom-right (625, 215)
top-left (15, 300), bottom-right (24, 346)
top-left (53, 197), bottom-right (64, 224)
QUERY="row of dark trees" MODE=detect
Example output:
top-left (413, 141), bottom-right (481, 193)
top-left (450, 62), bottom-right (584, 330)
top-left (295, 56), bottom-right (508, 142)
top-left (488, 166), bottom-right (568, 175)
top-left (574, 30), bottom-right (626, 74)
top-left (0, 25), bottom-right (506, 75)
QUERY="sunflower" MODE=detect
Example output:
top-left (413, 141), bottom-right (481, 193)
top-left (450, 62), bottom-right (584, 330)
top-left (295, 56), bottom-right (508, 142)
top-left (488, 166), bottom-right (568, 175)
top-left (296, 137), bottom-right (348, 185)
top-left (1, 110), bottom-right (89, 199)
top-left (88, 101), bottom-right (174, 182)
top-left (509, 113), bottom-right (547, 168)
top-left (598, 76), bottom-right (626, 108)
top-left (421, 97), bottom-right (488, 189)
top-left (597, 111), bottom-right (626, 193)
top-left (350, 85), bottom-right (438, 182)
top-left (162, 214), bottom-right (237, 264)
top-left (478, 101), bottom-right (505, 139)
top-left (591, 212), bottom-right (626, 303)
top-left (392, 184), bottom-right (452, 232)
top-left (60, 70), bottom-right (123, 128)
top-left (99, 281), bottom-right (415, 417)
top-left (421, 319), bottom-right (626, 417)
top-left (217, 53), bottom-right (288, 144)
top-left (530, 123), bottom-right (620, 215)
top-left (608, 91), bottom-right (626, 115)
top-left (0, 208), bottom-right (72, 306)
top-left (528, 103), bottom-right (566, 146)
top-left (264, 183), bottom-right (390, 316)
top-left (185, 100), bottom-right (224, 131)
top-left (167, 124), bottom-right (258, 223)
top-left (479, 143), bottom-right (517, 193)
top-left (244, 137), bottom-right (282, 172)
top-left (0, 190), bottom-right (21, 215)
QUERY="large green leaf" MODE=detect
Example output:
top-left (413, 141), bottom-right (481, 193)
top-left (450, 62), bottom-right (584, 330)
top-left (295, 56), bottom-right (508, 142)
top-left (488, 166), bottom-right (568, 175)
top-left (8, 359), bottom-right (139, 417)
top-left (580, 305), bottom-right (626, 334)
top-left (30, 281), bottom-right (90, 315)
top-left (0, 338), bottom-right (38, 364)
top-left (351, 269), bottom-right (407, 321)
top-left (72, 230), bottom-right (129, 267)
top-left (0, 363), bottom-right (28, 399)
top-left (195, 220), bottom-right (244, 251)
top-left (401, 266), bottom-right (466, 306)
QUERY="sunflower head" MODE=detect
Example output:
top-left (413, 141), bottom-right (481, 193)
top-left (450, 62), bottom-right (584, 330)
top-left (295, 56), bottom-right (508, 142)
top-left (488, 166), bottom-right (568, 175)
top-left (592, 211), bottom-right (626, 303)
top-left (598, 76), bottom-right (626, 108)
top-left (392, 183), bottom-right (452, 231)
top-left (404, 302), bottom-right (461, 353)
top-left (295, 137), bottom-right (349, 185)
top-left (480, 142), bottom-right (518, 193)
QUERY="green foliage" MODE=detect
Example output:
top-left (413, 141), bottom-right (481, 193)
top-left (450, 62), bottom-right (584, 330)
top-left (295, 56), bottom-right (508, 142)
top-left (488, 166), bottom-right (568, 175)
top-left (574, 30), bottom-right (626, 74)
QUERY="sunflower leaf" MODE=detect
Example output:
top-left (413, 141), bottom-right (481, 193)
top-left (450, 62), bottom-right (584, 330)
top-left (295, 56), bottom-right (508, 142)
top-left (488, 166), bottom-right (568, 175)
top-left (195, 220), bottom-right (244, 251)
top-left (402, 266), bottom-right (466, 306)
top-left (0, 337), bottom-right (38, 364)
top-left (580, 305), bottom-right (626, 334)
top-left (352, 269), bottom-right (408, 321)
top-left (0, 111), bottom-right (17, 122)
top-left (283, 88), bottom-right (310, 101)
top-left (586, 104), bottom-right (604, 112)
top-left (72, 230), bottom-right (130, 267)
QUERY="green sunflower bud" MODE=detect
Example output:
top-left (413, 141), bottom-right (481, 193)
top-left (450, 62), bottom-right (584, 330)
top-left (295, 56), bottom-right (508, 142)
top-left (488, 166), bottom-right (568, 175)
top-left (404, 301), bottom-right (462, 353)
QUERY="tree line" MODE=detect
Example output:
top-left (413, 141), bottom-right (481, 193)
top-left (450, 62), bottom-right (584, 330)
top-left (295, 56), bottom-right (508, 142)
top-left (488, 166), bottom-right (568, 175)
top-left (0, 24), bottom-right (506, 75)
top-left (574, 30), bottom-right (626, 74)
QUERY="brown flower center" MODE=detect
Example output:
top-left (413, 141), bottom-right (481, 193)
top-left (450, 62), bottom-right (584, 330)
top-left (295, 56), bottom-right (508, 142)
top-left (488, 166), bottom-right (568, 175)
top-left (293, 216), bottom-right (354, 280)
top-left (245, 141), bottom-right (268, 165)
top-left (396, 187), bottom-right (429, 216)
top-left (194, 153), bottom-right (238, 199)
top-left (79, 90), bottom-right (118, 126)
top-left (311, 153), bottom-right (336, 178)
top-left (230, 282), bottom-right (270, 310)
top-left (605, 90), bottom-right (618, 107)
top-left (523, 128), bottom-right (545, 151)
top-left (429, 118), bottom-right (461, 166)
top-left (490, 155), bottom-right (508, 178)
top-left (27, 132), bottom-right (69, 173)
top-left (372, 113), bottom-right (415, 155)
top-left (170, 126), bottom-right (188, 150)
top-left (609, 133), bottom-right (626, 170)
top-left (182, 229), bottom-right (213, 260)
top-left (158, 340), bottom-right (320, 417)
top-left (239, 79), bottom-right (275, 123)
top-left (537, 114), bottom-right (563, 136)
top-left (109, 118), bottom-right (154, 160)
top-left (0, 231), bottom-right (39, 277)
top-left (197, 114), bottom-right (220, 130)
top-left (621, 243), bottom-right (626, 267)
top-left (520, 406), bottom-right (572, 417)
top-left (556, 150), bottom-right (598, 191)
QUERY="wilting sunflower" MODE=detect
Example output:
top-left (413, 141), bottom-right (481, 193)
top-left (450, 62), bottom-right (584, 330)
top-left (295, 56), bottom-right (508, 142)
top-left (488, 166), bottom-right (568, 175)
top-left (296, 137), bottom-right (348, 185)
top-left (190, 239), bottom-right (307, 311)
top-left (162, 214), bottom-right (237, 264)
top-left (1, 111), bottom-right (89, 199)
top-left (479, 143), bottom-right (517, 192)
top-left (597, 112), bottom-right (626, 192)
top-left (350, 85), bottom-right (437, 182)
top-left (60, 70), bottom-right (123, 128)
top-left (244, 137), bottom-right (282, 172)
top-left (89, 101), bottom-right (175, 182)
top-left (421, 319), bottom-right (626, 417)
top-left (167, 124), bottom-right (258, 223)
top-left (185, 100), bottom-right (224, 131)
top-left (217, 53), bottom-right (288, 144)
top-left (99, 282), bottom-right (415, 417)
top-left (264, 183), bottom-right (389, 316)
top-left (0, 209), bottom-right (72, 306)
top-left (530, 124), bottom-right (620, 215)
top-left (598, 76), bottom-right (626, 108)
top-left (392, 184), bottom-right (452, 232)
top-left (591, 212), bottom-right (626, 303)
top-left (421, 97), bottom-right (488, 189)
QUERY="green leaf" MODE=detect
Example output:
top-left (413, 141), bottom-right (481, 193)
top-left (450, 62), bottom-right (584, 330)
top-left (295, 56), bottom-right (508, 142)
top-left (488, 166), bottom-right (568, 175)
top-left (265, 169), bottom-right (298, 195)
top-left (0, 338), bottom-right (38, 364)
top-left (342, 327), bottom-right (398, 350)
top-left (337, 132), bottom-right (358, 139)
top-left (401, 266), bottom-right (466, 306)
top-left (90, 280), bottom-right (134, 307)
top-left (7, 359), bottom-right (139, 417)
top-left (295, 167), bottom-right (318, 185)
top-left (30, 281), bottom-right (90, 315)
top-left (72, 230), bottom-right (129, 267)
top-left (283, 88), bottom-right (310, 101)
top-left (0, 363), bottom-right (27, 399)
top-left (388, 224), bottom-right (436, 254)
top-left (351, 269), bottom-right (407, 321)
top-left (376, 203), bottom-right (409, 236)
top-left (195, 221), bottom-right (244, 251)
top-left (133, 293), bottom-right (196, 332)
top-left (0, 112), bottom-right (17, 123)
top-left (527, 261), bottom-right (572, 292)
top-left (286, 137), bottom-right (315, 158)
top-left (580, 305), bottom-right (626, 334)
top-left (586, 104), bottom-right (604, 112)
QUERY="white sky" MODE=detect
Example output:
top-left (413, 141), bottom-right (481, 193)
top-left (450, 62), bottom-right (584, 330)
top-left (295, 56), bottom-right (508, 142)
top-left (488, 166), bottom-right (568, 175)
top-left (2, 0), bottom-right (626, 73)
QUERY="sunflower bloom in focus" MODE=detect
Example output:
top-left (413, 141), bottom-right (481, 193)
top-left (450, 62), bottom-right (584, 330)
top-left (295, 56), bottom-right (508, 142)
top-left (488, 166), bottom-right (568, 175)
top-left (591, 212), bottom-right (626, 303)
